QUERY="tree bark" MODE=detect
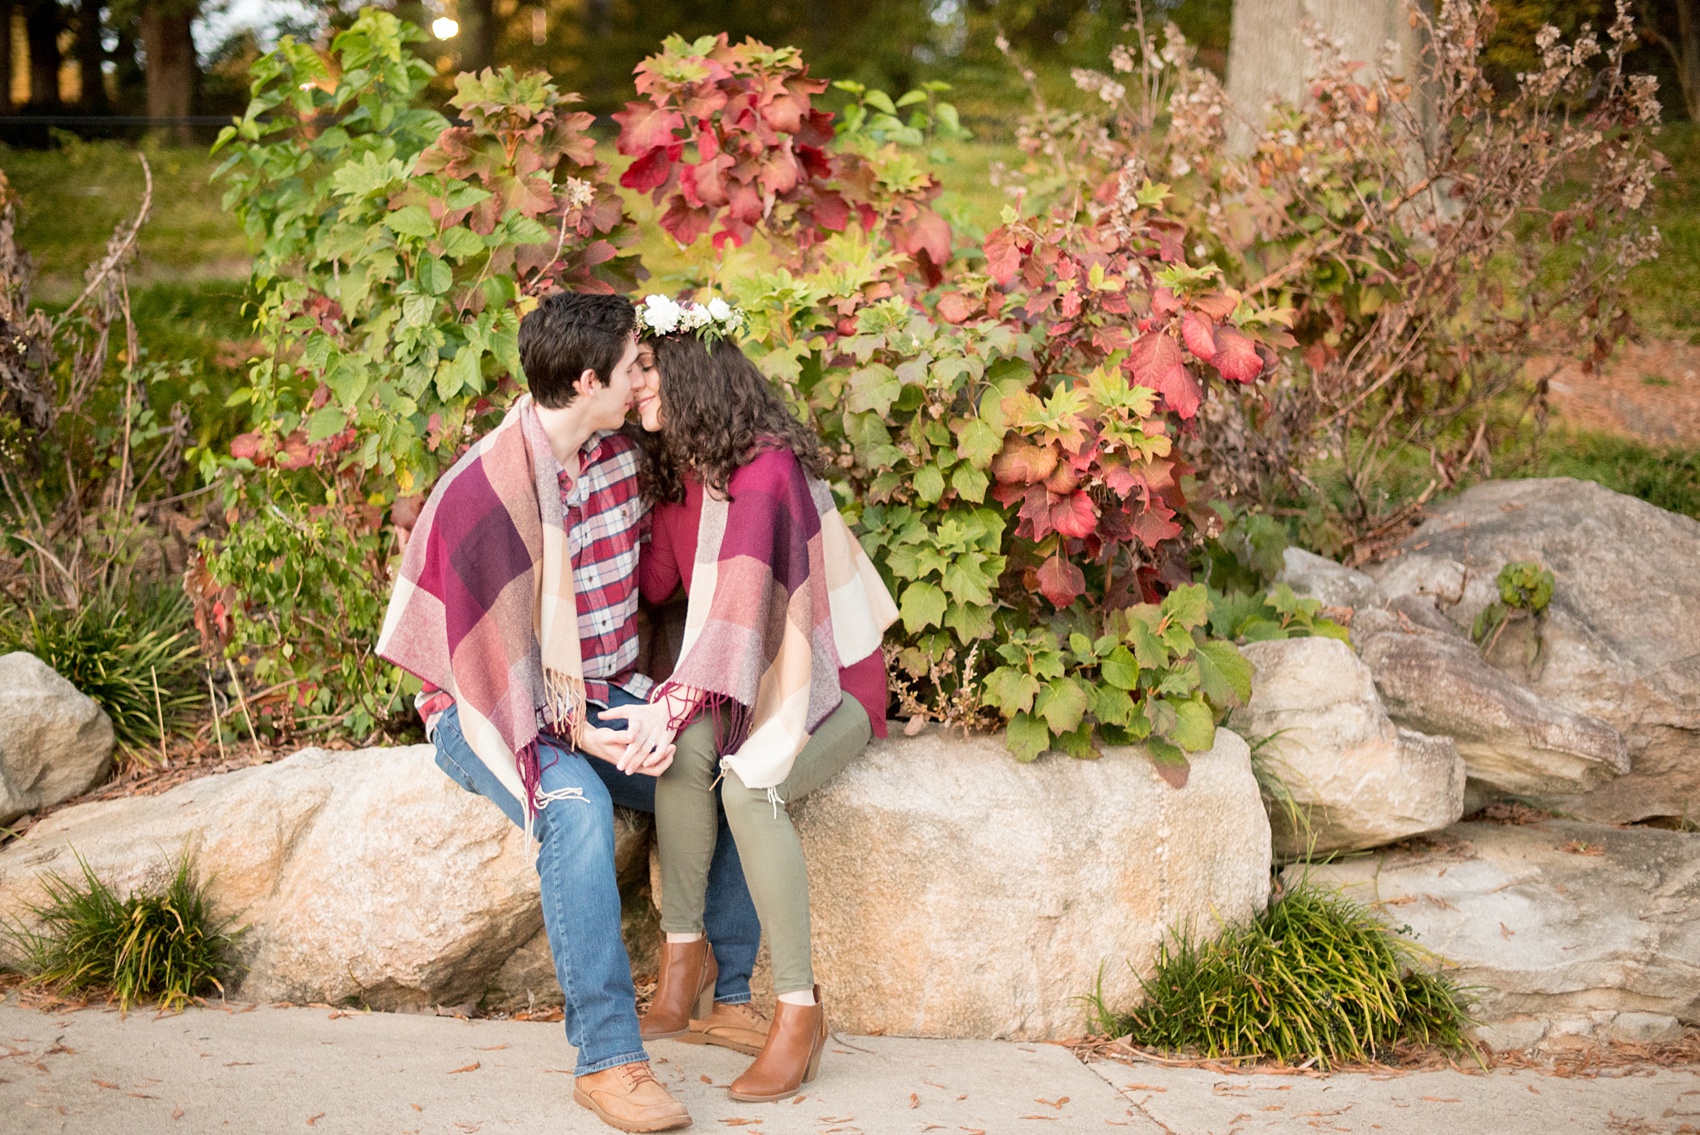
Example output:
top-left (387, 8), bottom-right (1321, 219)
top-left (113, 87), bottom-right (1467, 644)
top-left (458, 0), bottom-right (494, 73)
top-left (0, 1), bottom-right (14, 114)
top-left (139, 0), bottom-right (196, 144)
top-left (74, 0), bottom-right (105, 111)
top-left (1677, 0), bottom-right (1699, 122)
top-left (24, 0), bottom-right (62, 109)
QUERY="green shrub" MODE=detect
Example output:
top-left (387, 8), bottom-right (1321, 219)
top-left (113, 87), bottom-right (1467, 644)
top-left (1087, 883), bottom-right (1475, 1068)
top-left (5, 852), bottom-right (239, 1011)
top-left (0, 586), bottom-right (207, 755)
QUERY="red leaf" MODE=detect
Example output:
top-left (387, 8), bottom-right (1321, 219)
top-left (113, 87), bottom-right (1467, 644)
top-left (1037, 555), bottom-right (1087, 609)
top-left (809, 189), bottom-right (849, 231)
top-left (1181, 311), bottom-right (1217, 361)
top-left (1018, 484), bottom-right (1056, 539)
top-left (1127, 502), bottom-right (1183, 547)
top-left (985, 229), bottom-right (1022, 287)
top-left (992, 440), bottom-right (1058, 485)
top-left (659, 200), bottom-right (712, 246)
top-left (727, 182), bottom-right (765, 225)
top-left (1050, 490), bottom-right (1099, 539)
top-left (757, 148), bottom-right (801, 196)
top-left (230, 432), bottom-right (262, 461)
top-left (1151, 287), bottom-right (1182, 316)
top-left (1211, 326), bottom-right (1263, 383)
top-left (620, 147), bottom-right (674, 193)
top-left (936, 292), bottom-right (975, 324)
top-left (1129, 332), bottom-right (1201, 418)
top-left (613, 102), bottom-right (684, 156)
top-left (1193, 293), bottom-right (1238, 320)
top-left (895, 208), bottom-right (952, 267)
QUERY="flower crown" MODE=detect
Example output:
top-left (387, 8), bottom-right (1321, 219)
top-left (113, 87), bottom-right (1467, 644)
top-left (637, 293), bottom-right (745, 343)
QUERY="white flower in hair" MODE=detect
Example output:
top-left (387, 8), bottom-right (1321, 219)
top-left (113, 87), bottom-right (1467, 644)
top-left (641, 294), bottom-right (681, 335)
top-left (679, 302), bottom-right (711, 332)
top-left (706, 296), bottom-right (731, 322)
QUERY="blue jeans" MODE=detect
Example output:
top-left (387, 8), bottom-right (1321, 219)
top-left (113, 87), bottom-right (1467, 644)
top-left (430, 693), bottom-right (760, 1073)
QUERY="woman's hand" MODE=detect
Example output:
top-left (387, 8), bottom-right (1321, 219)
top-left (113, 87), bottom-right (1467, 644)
top-left (597, 701), bottom-right (679, 775)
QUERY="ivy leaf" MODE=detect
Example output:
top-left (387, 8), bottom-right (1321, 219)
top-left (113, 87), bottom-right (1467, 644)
top-left (950, 464), bottom-right (989, 503)
top-left (992, 439), bottom-right (1059, 485)
top-left (1128, 332), bottom-right (1201, 419)
top-left (1034, 677), bottom-right (1089, 734)
top-left (1195, 639), bottom-right (1254, 707)
top-left (417, 255), bottom-right (453, 296)
top-left (846, 364), bottom-right (901, 415)
top-left (1100, 645), bottom-right (1140, 690)
top-left (954, 418), bottom-right (1004, 469)
top-left (1005, 711), bottom-right (1050, 763)
top-left (1181, 310), bottom-right (1217, 360)
top-left (899, 581), bottom-right (947, 633)
top-left (944, 599), bottom-right (995, 642)
top-left (1160, 583), bottom-right (1211, 631)
top-left (942, 556), bottom-right (995, 607)
top-left (1035, 554), bottom-right (1085, 609)
top-left (913, 464), bottom-right (946, 504)
top-left (1052, 723), bottom-right (1099, 760)
top-left (1211, 325), bottom-right (1264, 383)
top-left (386, 204), bottom-right (438, 241)
top-left (1125, 608), bottom-right (1171, 670)
top-left (985, 227), bottom-right (1022, 287)
top-left (1089, 684), bottom-right (1137, 727)
top-left (1145, 735), bottom-right (1191, 788)
top-left (1164, 696), bottom-right (1216, 752)
top-left (306, 404), bottom-right (346, 444)
top-left (983, 665), bottom-right (1041, 716)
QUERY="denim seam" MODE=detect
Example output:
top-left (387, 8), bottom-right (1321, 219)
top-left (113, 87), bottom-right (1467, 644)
top-left (714, 992), bottom-right (752, 1006)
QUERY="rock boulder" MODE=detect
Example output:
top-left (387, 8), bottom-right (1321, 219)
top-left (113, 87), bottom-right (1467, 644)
top-left (0, 745), bottom-right (650, 1010)
top-left (0, 651), bottom-right (115, 827)
top-left (1356, 624), bottom-right (1629, 800)
top-left (793, 729), bottom-right (1272, 1039)
top-left (1368, 478), bottom-right (1700, 823)
top-left (1236, 637), bottom-right (1465, 856)
top-left (1299, 820), bottom-right (1700, 1048)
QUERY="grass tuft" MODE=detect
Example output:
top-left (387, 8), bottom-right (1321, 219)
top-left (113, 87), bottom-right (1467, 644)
top-left (4, 852), bottom-right (240, 1011)
top-left (0, 586), bottom-right (207, 758)
top-left (1087, 882), bottom-right (1475, 1068)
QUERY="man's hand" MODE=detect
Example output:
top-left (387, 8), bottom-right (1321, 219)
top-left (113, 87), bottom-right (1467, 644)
top-left (598, 701), bottom-right (678, 775)
top-left (581, 723), bottom-right (676, 777)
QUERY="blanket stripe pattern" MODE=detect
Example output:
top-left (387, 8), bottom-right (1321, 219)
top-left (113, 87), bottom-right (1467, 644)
top-left (655, 448), bottom-right (898, 790)
top-left (376, 394), bottom-right (586, 816)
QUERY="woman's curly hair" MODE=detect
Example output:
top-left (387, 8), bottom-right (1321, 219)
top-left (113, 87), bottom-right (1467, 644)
top-left (638, 334), bottom-right (828, 502)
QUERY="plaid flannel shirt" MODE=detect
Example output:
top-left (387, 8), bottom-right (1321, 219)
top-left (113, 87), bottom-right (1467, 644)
top-left (416, 428), bottom-right (652, 734)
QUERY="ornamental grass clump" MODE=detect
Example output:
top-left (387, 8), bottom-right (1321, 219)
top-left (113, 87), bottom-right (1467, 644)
top-left (1090, 883), bottom-right (1474, 1068)
top-left (0, 587), bottom-right (206, 758)
top-left (5, 853), bottom-right (239, 1011)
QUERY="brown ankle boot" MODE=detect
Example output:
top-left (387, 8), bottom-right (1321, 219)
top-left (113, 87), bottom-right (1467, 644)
top-left (727, 985), bottom-right (826, 1102)
top-left (640, 938), bottom-right (717, 1041)
top-left (683, 1000), bottom-right (771, 1056)
top-left (573, 1061), bottom-right (691, 1132)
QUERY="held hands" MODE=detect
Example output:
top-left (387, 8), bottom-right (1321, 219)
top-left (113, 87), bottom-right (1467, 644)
top-left (596, 701), bottom-right (679, 776)
top-left (580, 721), bottom-right (675, 777)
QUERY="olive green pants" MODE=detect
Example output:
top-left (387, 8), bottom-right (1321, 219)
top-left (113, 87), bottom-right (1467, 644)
top-left (655, 698), bottom-right (871, 995)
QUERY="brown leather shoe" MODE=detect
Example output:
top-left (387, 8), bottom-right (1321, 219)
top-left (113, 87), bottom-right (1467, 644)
top-left (727, 986), bottom-right (826, 1102)
top-left (682, 1000), bottom-right (771, 1057)
top-left (573, 1061), bottom-right (691, 1132)
top-left (640, 938), bottom-right (717, 1041)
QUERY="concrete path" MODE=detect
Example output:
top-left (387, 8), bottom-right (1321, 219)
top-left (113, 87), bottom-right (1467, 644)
top-left (1, 1000), bottom-right (1695, 1134)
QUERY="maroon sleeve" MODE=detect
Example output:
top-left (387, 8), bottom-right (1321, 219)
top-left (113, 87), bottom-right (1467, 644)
top-left (640, 500), bottom-right (683, 605)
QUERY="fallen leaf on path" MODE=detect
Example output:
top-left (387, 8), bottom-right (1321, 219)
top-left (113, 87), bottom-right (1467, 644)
top-left (126, 1093), bottom-right (159, 1100)
top-left (447, 1062), bottom-right (481, 1074)
top-left (792, 1095), bottom-right (806, 1104)
top-left (1420, 1096), bottom-right (1460, 1103)
top-left (476, 1044), bottom-right (509, 1051)
top-left (1123, 1084), bottom-right (1167, 1092)
top-left (44, 1041), bottom-right (74, 1056)
top-left (412, 1104), bottom-right (422, 1111)
top-left (172, 1105), bottom-right (184, 1120)
top-left (700, 1074), bottom-right (713, 1084)
top-left (924, 1080), bottom-right (949, 1090)
top-left (719, 1120), bottom-right (761, 1127)
top-left (910, 1093), bottom-right (920, 1108)
top-left (93, 1078), bottom-right (119, 1089)
top-left (306, 1113), bottom-right (324, 1126)
top-left (1019, 1117), bottom-right (1057, 1121)
top-left (1035, 1096), bottom-right (1069, 1108)
top-left (224, 1061), bottom-right (256, 1067)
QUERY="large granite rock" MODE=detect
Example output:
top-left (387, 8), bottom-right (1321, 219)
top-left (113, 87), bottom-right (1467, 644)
top-left (1236, 637), bottom-right (1465, 856)
top-left (0, 745), bottom-right (650, 1009)
top-left (792, 730), bottom-right (1272, 1040)
top-left (0, 651), bottom-right (115, 826)
top-left (1367, 478), bottom-right (1700, 823)
top-left (1277, 546), bottom-right (1384, 611)
top-left (1355, 621), bottom-right (1629, 801)
top-left (1299, 820), bottom-right (1700, 1049)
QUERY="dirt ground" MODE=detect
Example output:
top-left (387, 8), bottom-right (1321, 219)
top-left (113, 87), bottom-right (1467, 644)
top-left (1545, 338), bottom-right (1700, 449)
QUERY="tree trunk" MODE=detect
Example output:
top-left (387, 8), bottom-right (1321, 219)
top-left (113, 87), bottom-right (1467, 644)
top-left (74, 0), bottom-right (105, 111)
top-left (0, 1), bottom-right (14, 114)
top-left (458, 0), bottom-right (494, 73)
top-left (139, 0), bottom-right (195, 144)
top-left (24, 0), bottom-right (62, 109)
top-left (1678, 0), bottom-right (1700, 123)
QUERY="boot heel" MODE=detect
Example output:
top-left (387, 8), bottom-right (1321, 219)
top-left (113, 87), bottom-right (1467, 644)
top-left (693, 978), bottom-right (716, 1021)
top-left (803, 1039), bottom-right (823, 1084)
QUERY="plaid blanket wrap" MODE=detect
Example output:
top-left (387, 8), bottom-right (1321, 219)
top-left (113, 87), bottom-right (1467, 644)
top-left (376, 394), bottom-right (586, 817)
top-left (655, 449), bottom-right (898, 790)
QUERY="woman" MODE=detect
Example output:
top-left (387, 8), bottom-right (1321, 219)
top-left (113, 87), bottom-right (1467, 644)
top-left (603, 295), bottom-right (897, 1102)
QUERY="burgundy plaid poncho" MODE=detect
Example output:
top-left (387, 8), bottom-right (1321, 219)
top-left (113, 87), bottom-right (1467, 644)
top-left (377, 395), bottom-right (586, 817)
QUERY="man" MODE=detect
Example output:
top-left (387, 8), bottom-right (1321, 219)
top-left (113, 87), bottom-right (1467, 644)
top-left (378, 292), bottom-right (762, 1133)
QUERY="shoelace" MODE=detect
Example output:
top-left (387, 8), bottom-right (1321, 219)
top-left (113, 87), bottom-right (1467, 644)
top-left (619, 1062), bottom-right (659, 1091)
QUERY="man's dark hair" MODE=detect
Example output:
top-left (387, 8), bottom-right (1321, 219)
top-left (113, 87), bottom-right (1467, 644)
top-left (517, 291), bottom-right (636, 408)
